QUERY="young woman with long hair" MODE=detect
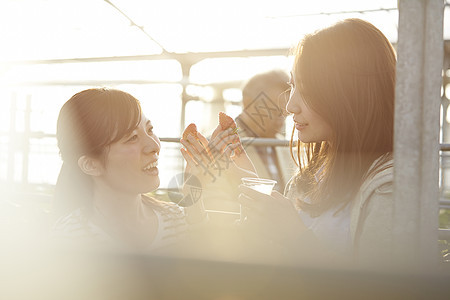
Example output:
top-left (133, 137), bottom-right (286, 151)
top-left (239, 18), bottom-right (396, 262)
top-left (182, 18), bottom-right (397, 264)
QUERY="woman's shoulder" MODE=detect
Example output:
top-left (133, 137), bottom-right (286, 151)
top-left (54, 209), bottom-right (87, 235)
top-left (141, 195), bottom-right (189, 251)
top-left (357, 155), bottom-right (394, 208)
top-left (362, 156), bottom-right (394, 192)
top-left (53, 209), bottom-right (109, 242)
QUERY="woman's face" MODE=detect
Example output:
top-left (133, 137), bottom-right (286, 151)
top-left (286, 71), bottom-right (333, 143)
top-left (97, 115), bottom-right (161, 194)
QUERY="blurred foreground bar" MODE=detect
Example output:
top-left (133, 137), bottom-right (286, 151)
top-left (2, 251), bottom-right (450, 300)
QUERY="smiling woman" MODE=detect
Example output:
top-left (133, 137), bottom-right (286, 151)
top-left (53, 88), bottom-right (206, 251)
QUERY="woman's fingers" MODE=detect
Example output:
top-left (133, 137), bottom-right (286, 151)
top-left (206, 128), bottom-right (242, 167)
top-left (209, 128), bottom-right (237, 147)
top-left (180, 148), bottom-right (198, 166)
top-left (226, 142), bottom-right (243, 158)
top-left (209, 132), bottom-right (240, 155)
top-left (187, 134), bottom-right (215, 164)
top-left (181, 137), bottom-right (211, 165)
top-left (181, 127), bottom-right (248, 182)
top-left (180, 138), bottom-right (201, 161)
top-left (180, 138), bottom-right (198, 154)
top-left (196, 132), bottom-right (215, 161)
top-left (196, 132), bottom-right (210, 148)
top-left (210, 124), bottom-right (223, 140)
top-left (186, 134), bottom-right (206, 154)
top-left (222, 142), bottom-right (243, 161)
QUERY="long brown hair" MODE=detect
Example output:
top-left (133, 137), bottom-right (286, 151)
top-left (55, 88), bottom-right (142, 216)
top-left (289, 18), bottom-right (396, 216)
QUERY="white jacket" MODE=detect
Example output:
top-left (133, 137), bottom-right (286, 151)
top-left (286, 158), bottom-right (394, 264)
top-left (351, 160), bottom-right (394, 264)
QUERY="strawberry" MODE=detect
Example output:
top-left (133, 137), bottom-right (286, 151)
top-left (218, 112), bottom-right (237, 130)
top-left (182, 123), bottom-right (198, 140)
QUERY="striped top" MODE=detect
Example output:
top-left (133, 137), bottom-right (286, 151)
top-left (53, 197), bottom-right (189, 252)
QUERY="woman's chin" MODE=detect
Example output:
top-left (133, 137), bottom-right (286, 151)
top-left (144, 178), bottom-right (160, 194)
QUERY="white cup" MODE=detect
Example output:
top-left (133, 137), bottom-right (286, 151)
top-left (240, 177), bottom-right (277, 221)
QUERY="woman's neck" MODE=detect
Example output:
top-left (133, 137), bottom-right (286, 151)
top-left (91, 185), bottom-right (142, 225)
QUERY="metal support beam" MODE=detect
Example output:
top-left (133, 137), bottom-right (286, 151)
top-left (394, 0), bottom-right (445, 269)
top-left (0, 48), bottom-right (290, 66)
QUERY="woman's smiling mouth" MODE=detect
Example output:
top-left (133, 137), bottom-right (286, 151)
top-left (143, 160), bottom-right (159, 175)
top-left (295, 122), bottom-right (308, 130)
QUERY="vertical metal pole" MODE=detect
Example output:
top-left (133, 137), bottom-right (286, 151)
top-left (22, 95), bottom-right (31, 185)
top-left (7, 93), bottom-right (17, 183)
top-left (394, 0), bottom-right (444, 268)
top-left (440, 100), bottom-right (447, 190)
top-left (443, 44), bottom-right (450, 189)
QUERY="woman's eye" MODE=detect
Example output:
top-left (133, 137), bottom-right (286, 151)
top-left (147, 127), bottom-right (154, 135)
top-left (127, 135), bottom-right (138, 142)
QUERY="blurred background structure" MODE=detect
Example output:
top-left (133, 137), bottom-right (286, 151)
top-left (0, 0), bottom-right (411, 191)
top-left (0, 0), bottom-right (450, 296)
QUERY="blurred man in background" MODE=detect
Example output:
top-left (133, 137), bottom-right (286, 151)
top-left (236, 69), bottom-right (295, 193)
top-left (200, 70), bottom-right (295, 222)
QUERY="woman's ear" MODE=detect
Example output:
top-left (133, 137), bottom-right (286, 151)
top-left (78, 155), bottom-right (102, 176)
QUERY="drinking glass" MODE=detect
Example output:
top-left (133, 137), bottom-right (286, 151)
top-left (240, 177), bottom-right (277, 221)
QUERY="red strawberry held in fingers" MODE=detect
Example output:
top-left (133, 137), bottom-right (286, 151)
top-left (219, 112), bottom-right (237, 131)
top-left (218, 112), bottom-right (243, 156)
top-left (182, 123), bottom-right (213, 160)
top-left (182, 123), bottom-right (198, 140)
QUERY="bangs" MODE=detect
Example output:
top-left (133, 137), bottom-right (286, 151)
top-left (57, 88), bottom-right (143, 164)
top-left (293, 37), bottom-right (322, 107)
top-left (101, 89), bottom-right (142, 145)
top-left (80, 89), bottom-right (142, 155)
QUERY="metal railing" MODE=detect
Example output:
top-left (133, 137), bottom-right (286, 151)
top-left (2, 132), bottom-right (450, 240)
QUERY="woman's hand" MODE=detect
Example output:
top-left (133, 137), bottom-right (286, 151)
top-left (209, 124), bottom-right (256, 175)
top-left (180, 127), bottom-right (256, 185)
top-left (238, 185), bottom-right (306, 245)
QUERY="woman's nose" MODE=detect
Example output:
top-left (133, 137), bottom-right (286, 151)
top-left (143, 135), bottom-right (161, 155)
top-left (286, 91), bottom-right (302, 114)
top-left (286, 95), bottom-right (300, 114)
